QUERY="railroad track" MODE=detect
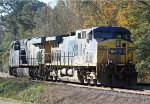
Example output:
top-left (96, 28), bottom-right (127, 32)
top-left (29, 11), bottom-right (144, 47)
top-left (0, 72), bottom-right (150, 95)
top-left (137, 83), bottom-right (150, 86)
top-left (31, 79), bottom-right (150, 96)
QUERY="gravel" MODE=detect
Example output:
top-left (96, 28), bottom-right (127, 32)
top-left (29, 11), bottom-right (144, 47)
top-left (37, 84), bottom-right (150, 104)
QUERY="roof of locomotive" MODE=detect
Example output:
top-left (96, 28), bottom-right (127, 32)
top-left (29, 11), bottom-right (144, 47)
top-left (10, 27), bottom-right (131, 46)
top-left (92, 26), bottom-right (131, 34)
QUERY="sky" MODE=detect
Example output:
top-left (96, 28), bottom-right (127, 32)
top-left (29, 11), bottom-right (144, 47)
top-left (39, 0), bottom-right (57, 8)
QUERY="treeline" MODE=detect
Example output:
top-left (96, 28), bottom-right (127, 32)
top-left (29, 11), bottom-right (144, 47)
top-left (0, 0), bottom-right (150, 82)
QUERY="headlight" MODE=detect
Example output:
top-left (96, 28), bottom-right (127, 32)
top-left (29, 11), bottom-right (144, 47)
top-left (108, 59), bottom-right (113, 64)
top-left (128, 60), bottom-right (132, 64)
top-left (116, 40), bottom-right (121, 47)
top-left (109, 60), bottom-right (113, 63)
top-left (109, 48), bottom-right (116, 54)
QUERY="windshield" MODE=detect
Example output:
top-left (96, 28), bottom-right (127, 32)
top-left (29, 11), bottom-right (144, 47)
top-left (94, 32), bottom-right (113, 39)
top-left (94, 32), bottom-right (131, 41)
top-left (116, 34), bottom-right (122, 39)
top-left (116, 34), bottom-right (130, 40)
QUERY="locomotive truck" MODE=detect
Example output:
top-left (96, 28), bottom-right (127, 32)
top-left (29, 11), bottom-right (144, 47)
top-left (9, 26), bottom-right (137, 87)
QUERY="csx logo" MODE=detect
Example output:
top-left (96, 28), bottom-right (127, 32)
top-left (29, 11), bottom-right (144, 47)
top-left (109, 48), bottom-right (126, 55)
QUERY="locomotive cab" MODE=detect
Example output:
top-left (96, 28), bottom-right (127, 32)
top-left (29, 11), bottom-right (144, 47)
top-left (9, 41), bottom-right (20, 67)
top-left (95, 27), bottom-right (137, 87)
top-left (9, 41), bottom-right (20, 76)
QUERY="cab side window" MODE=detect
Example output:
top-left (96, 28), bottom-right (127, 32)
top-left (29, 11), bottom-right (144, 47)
top-left (52, 42), bottom-right (59, 48)
top-left (82, 31), bottom-right (86, 39)
top-left (78, 33), bottom-right (81, 39)
top-left (14, 42), bottom-right (20, 50)
top-left (78, 31), bottom-right (86, 39)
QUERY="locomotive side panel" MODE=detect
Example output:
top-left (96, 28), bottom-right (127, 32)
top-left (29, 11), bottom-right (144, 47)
top-left (49, 28), bottom-right (98, 83)
top-left (44, 42), bottom-right (51, 64)
top-left (9, 41), bottom-right (20, 68)
top-left (73, 29), bottom-right (98, 67)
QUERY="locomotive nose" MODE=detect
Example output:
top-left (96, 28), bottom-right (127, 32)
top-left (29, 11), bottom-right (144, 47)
top-left (97, 39), bottom-right (134, 65)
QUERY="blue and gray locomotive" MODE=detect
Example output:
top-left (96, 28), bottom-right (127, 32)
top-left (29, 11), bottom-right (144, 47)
top-left (9, 26), bottom-right (137, 87)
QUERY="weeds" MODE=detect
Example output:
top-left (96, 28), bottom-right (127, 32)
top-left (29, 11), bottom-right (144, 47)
top-left (0, 78), bottom-right (44, 103)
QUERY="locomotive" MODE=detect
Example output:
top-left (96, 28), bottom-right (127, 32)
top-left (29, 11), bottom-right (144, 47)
top-left (9, 26), bottom-right (137, 87)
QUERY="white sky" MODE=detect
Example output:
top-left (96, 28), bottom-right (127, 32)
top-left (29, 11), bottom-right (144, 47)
top-left (39, 0), bottom-right (57, 8)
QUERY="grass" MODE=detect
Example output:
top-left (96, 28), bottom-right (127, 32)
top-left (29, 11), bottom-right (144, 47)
top-left (0, 78), bottom-right (45, 103)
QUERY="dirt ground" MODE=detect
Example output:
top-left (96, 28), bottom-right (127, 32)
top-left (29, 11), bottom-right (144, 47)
top-left (36, 84), bottom-right (150, 104)
top-left (0, 97), bottom-right (32, 104)
top-left (0, 72), bottom-right (12, 78)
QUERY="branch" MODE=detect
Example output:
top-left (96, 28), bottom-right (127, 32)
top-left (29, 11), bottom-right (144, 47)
top-left (137, 0), bottom-right (150, 8)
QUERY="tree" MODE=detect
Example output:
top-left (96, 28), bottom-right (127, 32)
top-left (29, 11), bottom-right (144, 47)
top-left (0, 0), bottom-right (45, 39)
top-left (0, 0), bottom-right (45, 72)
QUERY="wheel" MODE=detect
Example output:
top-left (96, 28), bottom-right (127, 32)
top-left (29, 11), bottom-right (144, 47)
top-left (87, 79), bottom-right (90, 85)
top-left (54, 76), bottom-right (57, 82)
top-left (93, 79), bottom-right (97, 86)
top-left (45, 70), bottom-right (50, 81)
top-left (13, 68), bottom-right (18, 77)
top-left (29, 68), bottom-right (36, 80)
top-left (50, 76), bottom-right (53, 81)
top-left (9, 68), bottom-right (13, 76)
